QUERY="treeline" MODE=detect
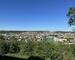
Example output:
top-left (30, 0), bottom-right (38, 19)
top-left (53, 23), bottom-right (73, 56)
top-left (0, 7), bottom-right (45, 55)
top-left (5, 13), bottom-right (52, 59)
top-left (0, 31), bottom-right (49, 33)
top-left (0, 35), bottom-right (75, 60)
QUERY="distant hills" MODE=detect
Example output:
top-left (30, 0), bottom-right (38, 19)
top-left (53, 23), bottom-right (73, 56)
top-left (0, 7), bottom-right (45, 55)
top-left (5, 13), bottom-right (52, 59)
top-left (0, 30), bottom-right (75, 33)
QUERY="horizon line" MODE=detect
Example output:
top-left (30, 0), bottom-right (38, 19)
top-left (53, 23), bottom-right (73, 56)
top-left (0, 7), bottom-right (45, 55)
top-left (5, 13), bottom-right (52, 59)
top-left (0, 29), bottom-right (73, 32)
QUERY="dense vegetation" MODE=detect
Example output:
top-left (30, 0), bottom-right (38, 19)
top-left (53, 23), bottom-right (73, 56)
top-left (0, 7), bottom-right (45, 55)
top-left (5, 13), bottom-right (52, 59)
top-left (0, 35), bottom-right (75, 60)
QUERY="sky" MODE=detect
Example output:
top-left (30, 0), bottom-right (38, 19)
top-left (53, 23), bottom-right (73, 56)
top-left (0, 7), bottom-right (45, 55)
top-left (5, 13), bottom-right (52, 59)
top-left (0, 0), bottom-right (75, 31)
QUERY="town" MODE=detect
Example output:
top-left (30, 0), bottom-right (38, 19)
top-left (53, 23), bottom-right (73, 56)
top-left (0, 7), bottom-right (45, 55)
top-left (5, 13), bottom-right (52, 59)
top-left (0, 31), bottom-right (75, 44)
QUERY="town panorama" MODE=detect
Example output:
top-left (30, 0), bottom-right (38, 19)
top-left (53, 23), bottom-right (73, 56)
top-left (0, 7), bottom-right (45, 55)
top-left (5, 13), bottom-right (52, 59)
top-left (0, 31), bottom-right (75, 44)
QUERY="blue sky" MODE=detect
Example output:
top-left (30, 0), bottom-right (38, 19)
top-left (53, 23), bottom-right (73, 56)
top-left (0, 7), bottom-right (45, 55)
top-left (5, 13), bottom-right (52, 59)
top-left (0, 0), bottom-right (75, 31)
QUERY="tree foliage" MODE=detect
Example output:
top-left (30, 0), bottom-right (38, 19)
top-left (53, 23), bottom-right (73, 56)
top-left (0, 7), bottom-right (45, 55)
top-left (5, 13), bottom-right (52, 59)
top-left (8, 36), bottom-right (20, 53)
top-left (67, 7), bottom-right (75, 26)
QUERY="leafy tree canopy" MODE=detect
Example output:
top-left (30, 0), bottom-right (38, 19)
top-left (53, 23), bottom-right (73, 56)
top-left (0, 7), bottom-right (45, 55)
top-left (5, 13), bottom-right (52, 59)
top-left (67, 7), bottom-right (75, 26)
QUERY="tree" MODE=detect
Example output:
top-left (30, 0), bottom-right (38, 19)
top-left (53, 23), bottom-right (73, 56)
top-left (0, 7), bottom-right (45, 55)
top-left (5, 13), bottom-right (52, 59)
top-left (8, 36), bottom-right (20, 53)
top-left (67, 7), bottom-right (75, 26)
top-left (0, 35), bottom-right (9, 54)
